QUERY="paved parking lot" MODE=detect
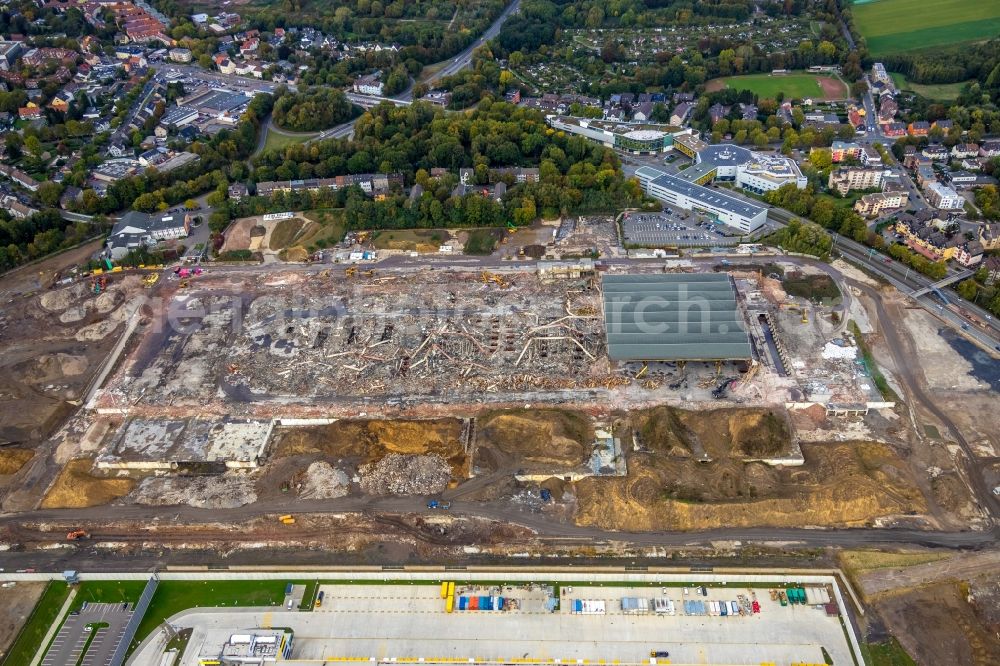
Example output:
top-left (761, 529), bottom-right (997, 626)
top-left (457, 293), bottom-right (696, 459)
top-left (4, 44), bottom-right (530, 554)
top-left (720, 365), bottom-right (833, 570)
top-left (42, 602), bottom-right (133, 666)
top-left (162, 582), bottom-right (854, 666)
top-left (623, 212), bottom-right (740, 247)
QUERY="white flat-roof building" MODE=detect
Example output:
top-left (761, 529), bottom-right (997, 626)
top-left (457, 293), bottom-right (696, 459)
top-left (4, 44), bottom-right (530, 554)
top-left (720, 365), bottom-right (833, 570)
top-left (924, 182), bottom-right (964, 210)
top-left (636, 166), bottom-right (768, 233)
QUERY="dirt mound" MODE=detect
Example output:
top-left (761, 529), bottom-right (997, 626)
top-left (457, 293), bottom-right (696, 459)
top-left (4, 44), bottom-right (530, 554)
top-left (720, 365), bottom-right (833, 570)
top-left (125, 475), bottom-right (257, 508)
top-left (39, 283), bottom-right (88, 312)
top-left (34, 353), bottom-right (88, 380)
top-left (281, 247), bottom-right (309, 262)
top-left (0, 448), bottom-right (33, 475)
top-left (477, 409), bottom-right (591, 467)
top-left (299, 461), bottom-right (350, 499)
top-left (274, 419), bottom-right (466, 475)
top-left (41, 459), bottom-right (135, 508)
top-left (574, 441), bottom-right (925, 531)
top-left (358, 453), bottom-right (450, 495)
top-left (634, 406), bottom-right (697, 456)
top-left (250, 225), bottom-right (266, 238)
top-left (730, 410), bottom-right (789, 457)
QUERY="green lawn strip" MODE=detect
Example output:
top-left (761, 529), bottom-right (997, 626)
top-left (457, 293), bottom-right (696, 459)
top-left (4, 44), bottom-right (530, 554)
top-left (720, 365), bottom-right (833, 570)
top-left (0, 581), bottom-right (71, 666)
top-left (130, 580), bottom-right (291, 651)
top-left (75, 622), bottom-right (109, 666)
top-left (71, 581), bottom-right (147, 611)
top-left (262, 128), bottom-right (316, 153)
top-left (861, 638), bottom-right (917, 666)
top-left (849, 320), bottom-right (900, 403)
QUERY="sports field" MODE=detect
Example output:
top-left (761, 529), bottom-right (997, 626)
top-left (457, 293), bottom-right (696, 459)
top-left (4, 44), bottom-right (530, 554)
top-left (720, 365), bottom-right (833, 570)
top-left (852, 0), bottom-right (1000, 56)
top-left (705, 73), bottom-right (848, 101)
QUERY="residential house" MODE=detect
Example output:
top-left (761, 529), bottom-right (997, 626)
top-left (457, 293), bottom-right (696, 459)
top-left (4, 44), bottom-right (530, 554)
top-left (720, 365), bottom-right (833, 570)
top-left (829, 141), bottom-right (861, 162)
top-left (915, 163), bottom-right (936, 187)
top-left (0, 164), bottom-right (40, 191)
top-left (670, 101), bottom-right (693, 126)
top-left (951, 143), bottom-right (979, 159)
top-left (631, 102), bottom-right (654, 122)
top-left (860, 144), bottom-right (883, 168)
top-left (877, 95), bottom-right (897, 123)
top-left (882, 122), bottom-right (906, 137)
top-left (708, 103), bottom-right (729, 125)
top-left (952, 241), bottom-right (983, 268)
top-left (924, 182), bottom-right (964, 210)
top-left (855, 191), bottom-right (906, 218)
top-left (168, 48), bottom-right (192, 63)
top-left (228, 183), bottom-right (248, 201)
top-left (738, 103), bottom-right (757, 121)
top-left (0, 195), bottom-right (38, 219)
top-left (353, 71), bottom-right (384, 96)
top-left (18, 103), bottom-right (43, 120)
top-left (979, 140), bottom-right (1000, 158)
top-left (931, 119), bottom-right (953, 132)
top-left (828, 167), bottom-right (883, 196)
top-left (907, 121), bottom-right (930, 136)
top-left (981, 255), bottom-right (1000, 284)
top-left (921, 145), bottom-right (949, 161)
top-left (979, 224), bottom-right (1000, 251)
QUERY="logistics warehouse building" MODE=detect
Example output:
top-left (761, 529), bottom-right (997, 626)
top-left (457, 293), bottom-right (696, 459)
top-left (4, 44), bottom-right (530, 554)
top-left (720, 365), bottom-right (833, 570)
top-left (635, 166), bottom-right (767, 233)
top-left (602, 273), bottom-right (753, 361)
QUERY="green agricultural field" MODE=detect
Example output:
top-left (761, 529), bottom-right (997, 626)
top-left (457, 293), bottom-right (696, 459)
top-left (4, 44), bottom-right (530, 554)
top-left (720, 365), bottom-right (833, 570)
top-left (889, 72), bottom-right (970, 101)
top-left (706, 73), bottom-right (847, 101)
top-left (852, 0), bottom-right (1000, 56)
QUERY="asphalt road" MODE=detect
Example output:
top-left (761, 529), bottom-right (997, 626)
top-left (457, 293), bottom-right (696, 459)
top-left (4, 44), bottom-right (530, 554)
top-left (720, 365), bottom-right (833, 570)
top-left (396, 0), bottom-right (521, 102)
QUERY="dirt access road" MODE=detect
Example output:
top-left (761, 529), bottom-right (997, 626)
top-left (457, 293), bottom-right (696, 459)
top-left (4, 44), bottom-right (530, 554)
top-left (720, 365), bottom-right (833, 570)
top-left (859, 550), bottom-right (1000, 598)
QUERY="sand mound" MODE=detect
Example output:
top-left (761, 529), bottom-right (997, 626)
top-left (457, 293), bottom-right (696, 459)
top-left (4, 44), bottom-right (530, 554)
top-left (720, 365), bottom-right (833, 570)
top-left (126, 475), bottom-right (257, 508)
top-left (299, 461), bottom-right (350, 499)
top-left (358, 453), bottom-right (450, 495)
top-left (41, 459), bottom-right (135, 508)
top-left (478, 409), bottom-right (591, 466)
top-left (0, 448), bottom-right (34, 475)
top-left (574, 441), bottom-right (925, 531)
top-left (275, 419), bottom-right (464, 461)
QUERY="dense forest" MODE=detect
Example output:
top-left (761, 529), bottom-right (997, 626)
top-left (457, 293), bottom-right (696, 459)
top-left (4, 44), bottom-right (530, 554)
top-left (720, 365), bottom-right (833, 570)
top-left (271, 87), bottom-right (360, 132)
top-left (242, 98), bottom-right (640, 228)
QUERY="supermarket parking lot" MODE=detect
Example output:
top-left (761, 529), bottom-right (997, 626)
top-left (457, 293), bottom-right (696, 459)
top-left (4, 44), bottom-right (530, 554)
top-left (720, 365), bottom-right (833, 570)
top-left (623, 211), bottom-right (741, 247)
top-left (163, 579), bottom-right (855, 666)
top-left (42, 602), bottom-right (132, 666)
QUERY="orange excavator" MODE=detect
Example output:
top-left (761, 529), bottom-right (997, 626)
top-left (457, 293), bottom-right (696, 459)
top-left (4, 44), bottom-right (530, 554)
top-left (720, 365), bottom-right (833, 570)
top-left (66, 529), bottom-right (89, 541)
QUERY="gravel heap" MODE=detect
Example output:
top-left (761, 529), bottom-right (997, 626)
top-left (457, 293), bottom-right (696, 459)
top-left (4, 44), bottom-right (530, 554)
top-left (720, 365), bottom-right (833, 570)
top-left (358, 453), bottom-right (450, 495)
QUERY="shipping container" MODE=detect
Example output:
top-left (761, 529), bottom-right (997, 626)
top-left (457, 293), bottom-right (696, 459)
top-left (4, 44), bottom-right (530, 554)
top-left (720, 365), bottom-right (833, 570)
top-left (497, 597), bottom-right (504, 611)
top-left (470, 596), bottom-right (479, 611)
top-left (446, 595), bottom-right (454, 613)
top-left (441, 582), bottom-right (448, 599)
top-left (448, 582), bottom-right (455, 598)
top-left (720, 603), bottom-right (727, 617)
top-left (729, 601), bottom-right (739, 615)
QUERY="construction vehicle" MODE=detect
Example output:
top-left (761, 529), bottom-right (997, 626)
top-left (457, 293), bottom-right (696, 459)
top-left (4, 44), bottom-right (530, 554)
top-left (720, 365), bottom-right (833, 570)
top-left (480, 270), bottom-right (510, 289)
top-left (103, 258), bottom-right (113, 271)
top-left (426, 500), bottom-right (451, 510)
top-left (66, 530), bottom-right (89, 541)
top-left (179, 279), bottom-right (190, 289)
top-left (634, 362), bottom-right (649, 380)
top-left (345, 265), bottom-right (358, 278)
top-left (278, 514), bottom-right (295, 524)
top-left (315, 590), bottom-right (325, 608)
top-left (143, 273), bottom-right (159, 288)
top-left (801, 308), bottom-right (808, 324)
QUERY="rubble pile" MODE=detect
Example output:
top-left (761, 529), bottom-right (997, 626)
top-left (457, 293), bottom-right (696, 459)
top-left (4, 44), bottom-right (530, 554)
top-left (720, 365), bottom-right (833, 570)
top-left (358, 453), bottom-right (450, 495)
top-left (124, 474), bottom-right (258, 508)
top-left (300, 461), bottom-right (351, 499)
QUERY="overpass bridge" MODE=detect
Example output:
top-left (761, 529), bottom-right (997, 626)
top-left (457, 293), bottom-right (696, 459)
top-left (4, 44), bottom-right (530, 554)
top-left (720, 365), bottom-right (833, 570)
top-left (911, 269), bottom-right (974, 298)
top-left (346, 93), bottom-right (413, 109)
